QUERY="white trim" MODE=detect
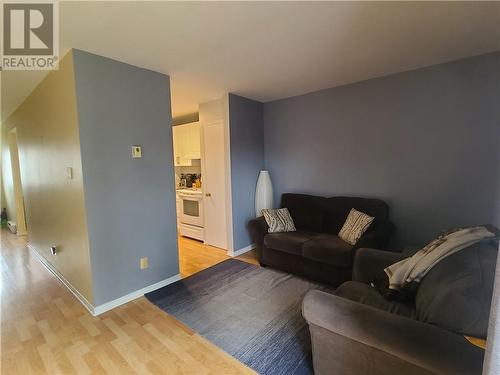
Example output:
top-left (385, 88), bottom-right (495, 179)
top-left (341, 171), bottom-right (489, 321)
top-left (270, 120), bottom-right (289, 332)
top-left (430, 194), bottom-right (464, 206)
top-left (27, 242), bottom-right (95, 315)
top-left (93, 273), bottom-right (181, 316)
top-left (228, 243), bottom-right (255, 257)
top-left (223, 94), bottom-right (235, 254)
top-left (28, 242), bottom-right (181, 316)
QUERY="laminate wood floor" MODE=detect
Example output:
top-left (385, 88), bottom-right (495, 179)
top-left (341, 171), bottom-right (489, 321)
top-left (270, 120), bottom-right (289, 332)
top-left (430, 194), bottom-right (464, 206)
top-left (0, 230), bottom-right (257, 374)
top-left (178, 236), bottom-right (258, 277)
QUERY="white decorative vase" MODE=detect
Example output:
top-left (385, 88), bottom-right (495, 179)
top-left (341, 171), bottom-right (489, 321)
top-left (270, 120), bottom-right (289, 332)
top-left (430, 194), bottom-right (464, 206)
top-left (255, 170), bottom-right (273, 217)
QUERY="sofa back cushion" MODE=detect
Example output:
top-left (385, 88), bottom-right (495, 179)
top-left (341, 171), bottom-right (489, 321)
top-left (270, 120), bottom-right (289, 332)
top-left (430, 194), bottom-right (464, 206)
top-left (280, 194), bottom-right (326, 232)
top-left (323, 197), bottom-right (389, 235)
top-left (415, 240), bottom-right (498, 337)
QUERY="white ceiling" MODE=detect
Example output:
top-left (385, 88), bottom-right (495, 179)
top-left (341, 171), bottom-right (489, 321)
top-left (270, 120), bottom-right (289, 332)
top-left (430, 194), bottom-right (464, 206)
top-left (2, 1), bottom-right (500, 120)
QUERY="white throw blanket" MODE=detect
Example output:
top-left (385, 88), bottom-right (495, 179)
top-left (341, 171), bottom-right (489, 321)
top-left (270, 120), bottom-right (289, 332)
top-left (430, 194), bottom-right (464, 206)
top-left (385, 226), bottom-right (496, 290)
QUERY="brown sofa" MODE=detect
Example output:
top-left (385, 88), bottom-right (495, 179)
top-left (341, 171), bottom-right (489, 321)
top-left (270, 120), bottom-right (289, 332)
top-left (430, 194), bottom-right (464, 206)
top-left (248, 193), bottom-right (396, 286)
top-left (302, 240), bottom-right (498, 375)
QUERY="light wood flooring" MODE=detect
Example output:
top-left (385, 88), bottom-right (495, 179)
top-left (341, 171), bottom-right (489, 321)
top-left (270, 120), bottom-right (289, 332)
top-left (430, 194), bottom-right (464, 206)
top-left (178, 236), bottom-right (258, 277)
top-left (0, 229), bottom-right (257, 374)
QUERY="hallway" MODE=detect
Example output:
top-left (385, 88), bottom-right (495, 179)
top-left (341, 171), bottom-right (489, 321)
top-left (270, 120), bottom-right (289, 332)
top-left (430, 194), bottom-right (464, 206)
top-left (0, 230), bottom-right (255, 374)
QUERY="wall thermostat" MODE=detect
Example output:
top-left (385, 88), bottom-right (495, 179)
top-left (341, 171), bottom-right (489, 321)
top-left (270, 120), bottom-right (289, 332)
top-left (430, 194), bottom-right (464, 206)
top-left (132, 145), bottom-right (142, 158)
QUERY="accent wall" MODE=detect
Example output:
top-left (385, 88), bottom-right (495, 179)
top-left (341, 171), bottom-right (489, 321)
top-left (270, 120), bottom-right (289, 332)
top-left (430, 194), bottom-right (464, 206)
top-left (263, 52), bottom-right (500, 248)
top-left (72, 50), bottom-right (179, 306)
top-left (228, 94), bottom-right (264, 251)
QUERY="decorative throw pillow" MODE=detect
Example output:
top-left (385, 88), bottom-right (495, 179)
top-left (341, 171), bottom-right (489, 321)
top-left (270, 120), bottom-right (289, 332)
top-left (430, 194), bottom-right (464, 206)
top-left (262, 208), bottom-right (296, 233)
top-left (338, 208), bottom-right (374, 245)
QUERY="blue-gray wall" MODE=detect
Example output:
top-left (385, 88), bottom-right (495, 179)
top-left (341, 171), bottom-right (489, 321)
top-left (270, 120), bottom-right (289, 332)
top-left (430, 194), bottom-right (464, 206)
top-left (264, 52), bottom-right (500, 248)
top-left (495, 152), bottom-right (500, 228)
top-left (229, 94), bottom-right (264, 251)
top-left (72, 50), bottom-right (179, 305)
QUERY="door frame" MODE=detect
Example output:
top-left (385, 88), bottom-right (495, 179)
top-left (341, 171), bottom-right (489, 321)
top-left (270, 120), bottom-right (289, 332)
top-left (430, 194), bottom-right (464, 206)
top-left (8, 128), bottom-right (28, 235)
top-left (222, 101), bottom-right (235, 254)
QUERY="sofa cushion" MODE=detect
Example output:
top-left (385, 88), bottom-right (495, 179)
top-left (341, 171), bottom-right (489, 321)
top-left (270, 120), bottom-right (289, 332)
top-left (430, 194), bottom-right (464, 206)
top-left (335, 281), bottom-right (416, 319)
top-left (415, 240), bottom-right (498, 337)
top-left (264, 231), bottom-right (318, 256)
top-left (302, 234), bottom-right (354, 267)
top-left (323, 197), bottom-right (389, 235)
top-left (280, 193), bottom-right (326, 232)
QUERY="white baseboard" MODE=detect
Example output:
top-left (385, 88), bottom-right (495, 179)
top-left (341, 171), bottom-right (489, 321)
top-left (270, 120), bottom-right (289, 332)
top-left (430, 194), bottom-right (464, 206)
top-left (228, 243), bottom-right (255, 257)
top-left (27, 243), bottom-right (95, 315)
top-left (27, 242), bottom-right (181, 317)
top-left (93, 273), bottom-right (181, 316)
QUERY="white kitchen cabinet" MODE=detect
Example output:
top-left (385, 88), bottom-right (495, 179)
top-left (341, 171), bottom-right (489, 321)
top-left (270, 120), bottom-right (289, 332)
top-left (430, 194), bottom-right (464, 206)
top-left (172, 122), bottom-right (201, 166)
top-left (185, 123), bottom-right (201, 159)
top-left (172, 125), bottom-right (189, 166)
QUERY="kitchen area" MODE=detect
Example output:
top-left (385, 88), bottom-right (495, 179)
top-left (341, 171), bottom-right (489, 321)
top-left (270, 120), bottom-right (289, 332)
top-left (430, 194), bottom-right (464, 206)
top-left (169, 96), bottom-right (259, 277)
top-left (172, 97), bottom-right (234, 271)
top-left (172, 113), bottom-right (239, 277)
top-left (173, 121), bottom-right (205, 242)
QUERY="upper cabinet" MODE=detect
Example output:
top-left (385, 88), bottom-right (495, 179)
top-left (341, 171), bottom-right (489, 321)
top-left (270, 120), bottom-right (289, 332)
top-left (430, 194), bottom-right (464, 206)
top-left (185, 122), bottom-right (201, 160)
top-left (172, 122), bottom-right (201, 166)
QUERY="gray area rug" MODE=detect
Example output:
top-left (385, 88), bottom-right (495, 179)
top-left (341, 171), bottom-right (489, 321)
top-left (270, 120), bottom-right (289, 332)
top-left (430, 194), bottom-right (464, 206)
top-left (145, 259), bottom-right (331, 375)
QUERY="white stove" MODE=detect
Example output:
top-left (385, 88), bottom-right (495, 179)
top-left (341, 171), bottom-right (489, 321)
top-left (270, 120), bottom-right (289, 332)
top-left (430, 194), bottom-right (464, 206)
top-left (176, 188), bottom-right (204, 241)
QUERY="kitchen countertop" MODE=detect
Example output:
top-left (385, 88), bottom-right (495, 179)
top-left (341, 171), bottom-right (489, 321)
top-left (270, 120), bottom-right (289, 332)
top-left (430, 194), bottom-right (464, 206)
top-left (176, 187), bottom-right (202, 191)
top-left (176, 187), bottom-right (203, 195)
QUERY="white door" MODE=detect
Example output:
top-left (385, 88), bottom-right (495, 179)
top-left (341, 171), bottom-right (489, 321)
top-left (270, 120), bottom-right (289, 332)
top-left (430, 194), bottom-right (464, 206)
top-left (203, 120), bottom-right (228, 249)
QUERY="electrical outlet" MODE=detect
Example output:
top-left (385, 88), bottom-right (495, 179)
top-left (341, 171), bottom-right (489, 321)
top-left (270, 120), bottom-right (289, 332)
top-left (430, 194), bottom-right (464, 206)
top-left (140, 257), bottom-right (149, 270)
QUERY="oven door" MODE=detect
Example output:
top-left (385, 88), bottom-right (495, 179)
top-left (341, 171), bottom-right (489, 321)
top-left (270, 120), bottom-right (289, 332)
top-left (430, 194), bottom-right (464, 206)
top-left (179, 194), bottom-right (204, 227)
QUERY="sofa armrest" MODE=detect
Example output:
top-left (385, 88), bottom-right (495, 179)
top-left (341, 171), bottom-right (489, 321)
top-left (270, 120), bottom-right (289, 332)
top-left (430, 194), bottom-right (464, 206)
top-left (248, 216), bottom-right (268, 263)
top-left (352, 248), bottom-right (406, 283)
top-left (355, 221), bottom-right (396, 251)
top-left (302, 290), bottom-right (484, 375)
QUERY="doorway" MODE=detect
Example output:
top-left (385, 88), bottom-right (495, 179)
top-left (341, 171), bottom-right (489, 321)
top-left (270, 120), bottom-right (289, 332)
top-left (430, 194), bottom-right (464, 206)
top-left (171, 118), bottom-right (229, 277)
top-left (7, 129), bottom-right (28, 236)
top-left (172, 114), bottom-right (238, 277)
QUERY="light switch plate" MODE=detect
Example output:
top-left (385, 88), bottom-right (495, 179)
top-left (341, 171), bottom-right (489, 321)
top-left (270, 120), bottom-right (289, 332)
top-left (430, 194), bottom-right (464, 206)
top-left (132, 145), bottom-right (142, 158)
top-left (66, 167), bottom-right (73, 180)
top-left (140, 257), bottom-right (149, 269)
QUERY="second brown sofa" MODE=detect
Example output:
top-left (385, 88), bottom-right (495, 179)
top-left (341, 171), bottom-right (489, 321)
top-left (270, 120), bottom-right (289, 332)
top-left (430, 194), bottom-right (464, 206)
top-left (248, 193), bottom-right (396, 286)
